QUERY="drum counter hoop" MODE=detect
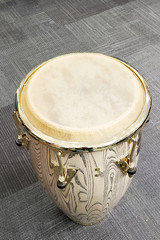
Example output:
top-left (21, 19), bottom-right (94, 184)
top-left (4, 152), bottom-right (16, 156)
top-left (13, 53), bottom-right (151, 225)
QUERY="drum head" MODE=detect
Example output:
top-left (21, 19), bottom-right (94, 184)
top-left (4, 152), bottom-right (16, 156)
top-left (18, 53), bottom-right (151, 148)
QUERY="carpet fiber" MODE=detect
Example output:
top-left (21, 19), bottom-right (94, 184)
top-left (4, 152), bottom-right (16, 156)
top-left (0, 0), bottom-right (160, 239)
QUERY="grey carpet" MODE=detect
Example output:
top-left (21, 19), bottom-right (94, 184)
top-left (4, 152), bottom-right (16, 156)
top-left (0, 0), bottom-right (160, 239)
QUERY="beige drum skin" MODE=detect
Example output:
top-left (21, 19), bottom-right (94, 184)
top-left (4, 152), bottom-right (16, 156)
top-left (13, 53), bottom-right (151, 225)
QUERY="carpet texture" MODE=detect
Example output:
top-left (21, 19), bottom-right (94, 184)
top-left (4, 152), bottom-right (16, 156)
top-left (0, 0), bottom-right (160, 239)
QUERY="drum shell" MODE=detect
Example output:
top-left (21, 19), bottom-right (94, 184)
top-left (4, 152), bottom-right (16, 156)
top-left (28, 132), bottom-right (141, 226)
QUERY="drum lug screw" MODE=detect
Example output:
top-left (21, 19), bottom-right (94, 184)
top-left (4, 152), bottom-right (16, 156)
top-left (16, 134), bottom-right (30, 149)
top-left (50, 150), bottom-right (78, 189)
top-left (115, 137), bottom-right (137, 177)
top-left (115, 158), bottom-right (129, 175)
top-left (13, 111), bottom-right (30, 149)
top-left (127, 167), bottom-right (137, 178)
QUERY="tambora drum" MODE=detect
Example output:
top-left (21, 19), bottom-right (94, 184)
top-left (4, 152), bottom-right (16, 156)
top-left (13, 53), bottom-right (151, 225)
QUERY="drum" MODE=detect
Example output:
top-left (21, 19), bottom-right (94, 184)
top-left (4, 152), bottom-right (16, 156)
top-left (13, 53), bottom-right (151, 225)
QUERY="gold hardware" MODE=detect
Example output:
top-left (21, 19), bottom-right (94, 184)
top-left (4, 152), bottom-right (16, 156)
top-left (95, 168), bottom-right (100, 171)
top-left (116, 137), bottom-right (137, 178)
top-left (95, 167), bottom-right (103, 177)
top-left (50, 151), bottom-right (78, 189)
top-left (13, 111), bottom-right (30, 149)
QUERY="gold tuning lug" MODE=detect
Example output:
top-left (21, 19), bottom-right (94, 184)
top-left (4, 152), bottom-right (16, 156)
top-left (13, 111), bottom-right (30, 149)
top-left (50, 151), bottom-right (78, 189)
top-left (116, 137), bottom-right (137, 178)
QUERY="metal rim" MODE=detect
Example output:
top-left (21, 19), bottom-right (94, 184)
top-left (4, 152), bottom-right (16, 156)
top-left (15, 53), bottom-right (152, 152)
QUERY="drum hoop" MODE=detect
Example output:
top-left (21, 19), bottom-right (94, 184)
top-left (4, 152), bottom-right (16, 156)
top-left (15, 54), bottom-right (152, 153)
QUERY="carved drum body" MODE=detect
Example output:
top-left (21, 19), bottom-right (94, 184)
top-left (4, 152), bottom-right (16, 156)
top-left (13, 53), bottom-right (151, 225)
top-left (29, 133), bottom-right (141, 225)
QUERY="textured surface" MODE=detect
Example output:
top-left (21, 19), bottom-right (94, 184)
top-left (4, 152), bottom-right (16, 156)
top-left (28, 134), bottom-right (140, 225)
top-left (0, 0), bottom-right (160, 239)
top-left (20, 53), bottom-right (146, 144)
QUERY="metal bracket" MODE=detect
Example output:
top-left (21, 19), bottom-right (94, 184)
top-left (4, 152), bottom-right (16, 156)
top-left (115, 137), bottom-right (137, 178)
top-left (13, 111), bottom-right (30, 149)
top-left (50, 151), bottom-right (78, 189)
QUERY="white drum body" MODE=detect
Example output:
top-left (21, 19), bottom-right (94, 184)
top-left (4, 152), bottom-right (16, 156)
top-left (13, 53), bottom-right (151, 225)
top-left (28, 133), bottom-right (141, 225)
